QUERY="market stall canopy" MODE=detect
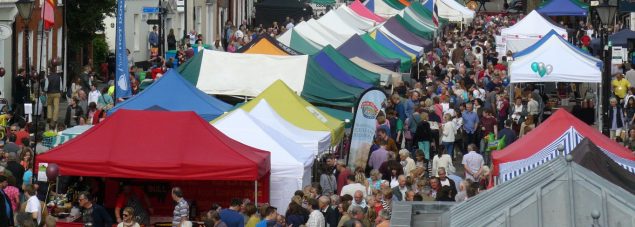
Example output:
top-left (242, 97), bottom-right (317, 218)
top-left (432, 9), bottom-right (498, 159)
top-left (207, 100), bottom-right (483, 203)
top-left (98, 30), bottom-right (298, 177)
top-left (350, 0), bottom-right (385, 23)
top-left (255, 0), bottom-right (313, 28)
top-left (107, 70), bottom-right (232, 121)
top-left (312, 49), bottom-right (374, 89)
top-left (237, 35), bottom-right (302, 55)
top-left (436, 0), bottom-right (475, 22)
top-left (178, 50), bottom-right (308, 97)
top-left (393, 14), bottom-right (434, 40)
top-left (360, 33), bottom-right (413, 72)
top-left (492, 109), bottom-right (635, 183)
top-left (318, 45), bottom-right (381, 86)
top-left (277, 30), bottom-right (323, 55)
top-left (381, 16), bottom-right (433, 51)
top-left (338, 34), bottom-right (401, 72)
top-left (303, 59), bottom-right (366, 107)
top-left (510, 30), bottom-right (602, 83)
top-left (501, 10), bottom-right (568, 53)
top-left (239, 80), bottom-right (344, 148)
top-left (364, 0), bottom-right (402, 18)
top-left (306, 19), bottom-right (347, 47)
top-left (45, 125), bottom-right (93, 148)
top-left (450, 157), bottom-right (635, 227)
top-left (247, 100), bottom-right (332, 155)
top-left (409, 2), bottom-right (449, 26)
top-left (350, 57), bottom-right (402, 86)
top-left (608, 29), bottom-right (635, 47)
top-left (371, 29), bottom-right (422, 58)
top-left (570, 138), bottom-right (635, 194)
top-left (37, 110), bottom-right (271, 181)
top-left (334, 5), bottom-right (376, 31)
top-left (537, 0), bottom-right (588, 16)
top-left (292, 20), bottom-right (338, 47)
top-left (213, 109), bottom-right (314, 214)
top-left (316, 11), bottom-right (365, 43)
top-left (398, 6), bottom-right (437, 32)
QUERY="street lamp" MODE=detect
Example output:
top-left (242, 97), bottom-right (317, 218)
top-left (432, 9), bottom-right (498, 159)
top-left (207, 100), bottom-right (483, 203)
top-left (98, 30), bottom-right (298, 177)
top-left (595, 0), bottom-right (617, 135)
top-left (16, 0), bottom-right (36, 184)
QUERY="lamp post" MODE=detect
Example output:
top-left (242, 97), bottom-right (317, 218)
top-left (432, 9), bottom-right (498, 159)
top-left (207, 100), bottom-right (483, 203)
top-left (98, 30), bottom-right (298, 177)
top-left (595, 0), bottom-right (617, 136)
top-left (15, 0), bottom-right (35, 183)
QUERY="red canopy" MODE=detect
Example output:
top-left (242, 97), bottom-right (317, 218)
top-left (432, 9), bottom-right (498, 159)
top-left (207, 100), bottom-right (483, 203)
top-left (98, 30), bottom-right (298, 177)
top-left (493, 109), bottom-right (635, 181)
top-left (37, 110), bottom-right (271, 181)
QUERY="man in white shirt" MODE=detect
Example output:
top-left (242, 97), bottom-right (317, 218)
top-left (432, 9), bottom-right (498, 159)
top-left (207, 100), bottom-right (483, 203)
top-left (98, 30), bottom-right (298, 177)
top-left (340, 175), bottom-right (367, 197)
top-left (526, 94), bottom-right (540, 121)
top-left (306, 198), bottom-right (325, 227)
top-left (88, 84), bottom-right (101, 106)
top-left (390, 175), bottom-right (410, 201)
top-left (25, 185), bottom-right (41, 225)
top-left (462, 144), bottom-right (484, 181)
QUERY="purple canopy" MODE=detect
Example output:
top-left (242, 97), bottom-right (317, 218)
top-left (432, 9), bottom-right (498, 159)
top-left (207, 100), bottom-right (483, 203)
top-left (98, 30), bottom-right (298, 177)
top-left (337, 34), bottom-right (401, 72)
top-left (537, 0), bottom-right (587, 16)
top-left (383, 17), bottom-right (433, 51)
top-left (313, 52), bottom-right (372, 89)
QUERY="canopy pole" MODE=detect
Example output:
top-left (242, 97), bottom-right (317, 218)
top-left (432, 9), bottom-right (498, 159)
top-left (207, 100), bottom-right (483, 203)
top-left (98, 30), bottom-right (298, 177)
top-left (597, 83), bottom-right (601, 131)
top-left (254, 180), bottom-right (258, 207)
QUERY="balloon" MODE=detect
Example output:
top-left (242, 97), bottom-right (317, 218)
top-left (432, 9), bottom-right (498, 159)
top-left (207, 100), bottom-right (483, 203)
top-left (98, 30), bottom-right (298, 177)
top-left (538, 62), bottom-right (545, 72)
top-left (531, 62), bottom-right (539, 72)
top-left (0, 68), bottom-right (4, 78)
top-left (46, 163), bottom-right (60, 180)
top-left (546, 65), bottom-right (553, 75)
top-left (51, 57), bottom-right (60, 67)
top-left (539, 67), bottom-right (547, 77)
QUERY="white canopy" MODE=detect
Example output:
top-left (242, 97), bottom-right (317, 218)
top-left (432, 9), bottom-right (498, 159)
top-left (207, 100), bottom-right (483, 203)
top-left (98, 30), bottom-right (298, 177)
top-left (213, 109), bottom-right (314, 214)
top-left (249, 100), bottom-right (331, 156)
top-left (350, 57), bottom-right (402, 86)
top-left (334, 5), bottom-right (376, 31)
top-left (398, 7), bottom-right (436, 30)
top-left (195, 50), bottom-right (308, 97)
top-left (501, 10), bottom-right (568, 53)
top-left (306, 18), bottom-right (347, 47)
top-left (286, 21), bottom-right (332, 47)
top-left (510, 30), bottom-right (602, 83)
top-left (436, 0), bottom-right (475, 22)
top-left (365, 0), bottom-right (401, 18)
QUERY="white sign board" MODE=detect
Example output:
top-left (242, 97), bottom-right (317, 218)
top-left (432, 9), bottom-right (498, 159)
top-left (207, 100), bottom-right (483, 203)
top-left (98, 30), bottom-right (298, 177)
top-left (496, 35), bottom-right (506, 60)
top-left (612, 46), bottom-right (624, 64)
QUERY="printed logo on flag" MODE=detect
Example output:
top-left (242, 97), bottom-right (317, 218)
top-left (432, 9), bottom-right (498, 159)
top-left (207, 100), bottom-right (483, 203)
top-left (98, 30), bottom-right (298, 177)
top-left (360, 101), bottom-right (379, 119)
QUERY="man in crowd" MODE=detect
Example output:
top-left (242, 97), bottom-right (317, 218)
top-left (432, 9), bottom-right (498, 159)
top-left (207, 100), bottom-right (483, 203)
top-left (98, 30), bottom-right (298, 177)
top-left (319, 196), bottom-right (339, 227)
top-left (46, 66), bottom-right (63, 128)
top-left (306, 198), bottom-right (324, 227)
top-left (375, 210), bottom-right (391, 227)
top-left (171, 187), bottom-right (189, 227)
top-left (390, 175), bottom-right (410, 201)
top-left (351, 190), bottom-right (368, 213)
top-left (79, 191), bottom-right (112, 227)
top-left (255, 206), bottom-right (277, 227)
top-left (0, 176), bottom-right (12, 227)
top-left (220, 198), bottom-right (244, 227)
top-left (437, 167), bottom-right (457, 201)
top-left (340, 175), bottom-right (366, 197)
top-left (462, 103), bottom-right (479, 154)
top-left (336, 161), bottom-right (351, 194)
top-left (462, 144), bottom-right (484, 181)
top-left (368, 140), bottom-right (389, 170)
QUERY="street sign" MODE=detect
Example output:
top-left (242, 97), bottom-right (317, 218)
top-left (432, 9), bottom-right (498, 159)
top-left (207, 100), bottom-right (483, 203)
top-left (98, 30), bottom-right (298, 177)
top-left (146, 19), bottom-right (160, 25)
top-left (143, 7), bottom-right (160, 14)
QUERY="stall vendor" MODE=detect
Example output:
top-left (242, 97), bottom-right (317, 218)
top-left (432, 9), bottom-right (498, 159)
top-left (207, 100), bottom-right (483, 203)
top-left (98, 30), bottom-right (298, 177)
top-left (79, 191), bottom-right (112, 227)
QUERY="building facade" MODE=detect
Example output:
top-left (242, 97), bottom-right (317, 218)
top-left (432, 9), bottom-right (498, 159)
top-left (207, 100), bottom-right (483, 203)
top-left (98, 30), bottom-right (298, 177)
top-left (106, 0), bottom-right (254, 64)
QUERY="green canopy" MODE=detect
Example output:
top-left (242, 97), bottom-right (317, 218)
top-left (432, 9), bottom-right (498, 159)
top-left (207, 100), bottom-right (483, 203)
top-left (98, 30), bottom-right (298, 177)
top-left (320, 45), bottom-right (381, 86)
top-left (360, 34), bottom-right (412, 72)
top-left (290, 30), bottom-right (323, 55)
top-left (311, 0), bottom-right (336, 5)
top-left (395, 14), bottom-right (434, 40)
top-left (409, 2), bottom-right (449, 26)
top-left (177, 49), bottom-right (204, 85)
top-left (303, 59), bottom-right (364, 107)
top-left (539, 0), bottom-right (589, 9)
top-left (383, 0), bottom-right (408, 10)
top-left (403, 7), bottom-right (436, 30)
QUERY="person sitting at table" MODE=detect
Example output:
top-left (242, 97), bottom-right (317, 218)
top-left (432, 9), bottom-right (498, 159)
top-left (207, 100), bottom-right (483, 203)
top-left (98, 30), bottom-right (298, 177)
top-left (117, 207), bottom-right (140, 227)
top-left (115, 184), bottom-right (152, 226)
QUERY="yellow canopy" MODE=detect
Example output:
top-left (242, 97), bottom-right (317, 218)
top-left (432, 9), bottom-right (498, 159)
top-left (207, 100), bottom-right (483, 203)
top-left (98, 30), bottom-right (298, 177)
top-left (240, 80), bottom-right (345, 146)
top-left (243, 38), bottom-right (290, 56)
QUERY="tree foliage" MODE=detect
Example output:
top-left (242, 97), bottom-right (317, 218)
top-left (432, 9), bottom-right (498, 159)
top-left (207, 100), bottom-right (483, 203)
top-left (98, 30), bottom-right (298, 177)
top-left (66, 0), bottom-right (116, 50)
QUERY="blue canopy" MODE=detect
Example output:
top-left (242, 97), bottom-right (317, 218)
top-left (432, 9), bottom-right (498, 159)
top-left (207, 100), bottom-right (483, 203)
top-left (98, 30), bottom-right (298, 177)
top-left (609, 29), bottom-right (635, 47)
top-left (108, 70), bottom-right (232, 121)
top-left (337, 34), bottom-right (401, 72)
top-left (374, 30), bottom-right (420, 58)
top-left (537, 0), bottom-right (587, 16)
top-left (312, 52), bottom-right (373, 89)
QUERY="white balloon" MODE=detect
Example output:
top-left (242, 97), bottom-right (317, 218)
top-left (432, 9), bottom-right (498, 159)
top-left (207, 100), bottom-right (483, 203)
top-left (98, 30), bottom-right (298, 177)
top-left (546, 65), bottom-right (553, 75)
top-left (538, 62), bottom-right (545, 71)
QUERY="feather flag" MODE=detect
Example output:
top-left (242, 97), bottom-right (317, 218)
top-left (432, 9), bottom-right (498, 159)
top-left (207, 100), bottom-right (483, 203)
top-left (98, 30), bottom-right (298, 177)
top-left (115, 0), bottom-right (131, 99)
top-left (41, 0), bottom-right (55, 30)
